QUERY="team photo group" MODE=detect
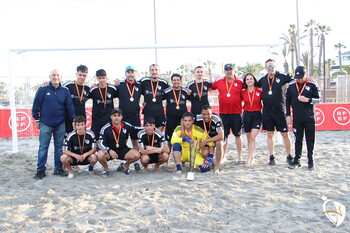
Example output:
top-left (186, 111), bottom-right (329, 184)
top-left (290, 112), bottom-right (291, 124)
top-left (32, 59), bottom-right (320, 180)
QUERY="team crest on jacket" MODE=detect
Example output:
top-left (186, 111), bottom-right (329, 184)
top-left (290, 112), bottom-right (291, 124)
top-left (256, 93), bottom-right (260, 96)
top-left (234, 83), bottom-right (238, 87)
top-left (276, 78), bottom-right (280, 83)
top-left (107, 93), bottom-right (111, 98)
top-left (123, 128), bottom-right (127, 134)
top-left (85, 139), bottom-right (90, 144)
top-left (306, 86), bottom-right (310, 91)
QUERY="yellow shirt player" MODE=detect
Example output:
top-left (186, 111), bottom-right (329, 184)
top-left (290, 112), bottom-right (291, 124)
top-left (171, 112), bottom-right (209, 174)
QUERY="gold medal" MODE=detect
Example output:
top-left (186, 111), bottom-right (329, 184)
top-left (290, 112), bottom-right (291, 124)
top-left (152, 98), bottom-right (156, 102)
top-left (176, 106), bottom-right (180, 110)
top-left (130, 97), bottom-right (134, 102)
top-left (116, 143), bottom-right (119, 148)
top-left (268, 91), bottom-right (272, 95)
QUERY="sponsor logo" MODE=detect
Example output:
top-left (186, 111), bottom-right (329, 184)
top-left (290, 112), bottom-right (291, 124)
top-left (8, 111), bottom-right (31, 133)
top-left (333, 107), bottom-right (350, 126)
top-left (315, 108), bottom-right (325, 126)
top-left (46, 92), bottom-right (51, 95)
top-left (322, 196), bottom-right (346, 227)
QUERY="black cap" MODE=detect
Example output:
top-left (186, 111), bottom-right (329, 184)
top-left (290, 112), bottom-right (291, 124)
top-left (294, 66), bottom-right (306, 79)
top-left (224, 63), bottom-right (234, 70)
top-left (110, 108), bottom-right (123, 115)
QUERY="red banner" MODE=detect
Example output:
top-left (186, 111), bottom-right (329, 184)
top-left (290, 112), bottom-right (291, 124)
top-left (0, 104), bottom-right (349, 138)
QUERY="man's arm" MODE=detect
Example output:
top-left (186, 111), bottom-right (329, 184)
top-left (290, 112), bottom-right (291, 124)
top-left (32, 87), bottom-right (45, 128)
top-left (285, 85), bottom-right (292, 125)
top-left (65, 89), bottom-right (76, 120)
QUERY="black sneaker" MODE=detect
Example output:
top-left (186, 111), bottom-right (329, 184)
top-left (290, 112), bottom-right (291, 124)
top-left (53, 169), bottom-right (68, 176)
top-left (268, 155), bottom-right (275, 165)
top-left (288, 160), bottom-right (301, 169)
top-left (134, 163), bottom-right (141, 172)
top-left (34, 170), bottom-right (46, 180)
top-left (117, 162), bottom-right (124, 172)
top-left (308, 163), bottom-right (314, 171)
top-left (286, 155), bottom-right (293, 164)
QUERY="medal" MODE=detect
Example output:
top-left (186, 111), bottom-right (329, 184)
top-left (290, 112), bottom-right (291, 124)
top-left (267, 74), bottom-right (275, 96)
top-left (195, 80), bottom-right (203, 100)
top-left (225, 77), bottom-right (234, 98)
top-left (75, 81), bottom-right (85, 104)
top-left (150, 79), bottom-right (159, 103)
top-left (112, 124), bottom-right (121, 150)
top-left (173, 88), bottom-right (182, 111)
top-left (98, 84), bottom-right (108, 108)
top-left (116, 143), bottom-right (119, 148)
top-left (126, 80), bottom-right (136, 102)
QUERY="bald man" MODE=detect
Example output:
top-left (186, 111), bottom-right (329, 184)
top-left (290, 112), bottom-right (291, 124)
top-left (32, 69), bottom-right (76, 179)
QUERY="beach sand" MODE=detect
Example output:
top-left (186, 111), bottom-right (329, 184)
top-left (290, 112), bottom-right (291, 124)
top-left (0, 130), bottom-right (349, 232)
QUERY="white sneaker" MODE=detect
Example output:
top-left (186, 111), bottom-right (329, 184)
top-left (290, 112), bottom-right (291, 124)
top-left (68, 173), bottom-right (74, 179)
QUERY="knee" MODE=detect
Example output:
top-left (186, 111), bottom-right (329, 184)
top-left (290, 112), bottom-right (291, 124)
top-left (97, 150), bottom-right (106, 160)
top-left (90, 154), bottom-right (98, 163)
top-left (172, 143), bottom-right (182, 152)
top-left (162, 152), bottom-right (169, 161)
top-left (60, 154), bottom-right (68, 163)
top-left (141, 155), bottom-right (150, 164)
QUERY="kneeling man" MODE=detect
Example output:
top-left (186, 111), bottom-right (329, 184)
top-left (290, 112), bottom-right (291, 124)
top-left (195, 105), bottom-right (224, 172)
top-left (98, 108), bottom-right (142, 177)
top-left (171, 112), bottom-right (208, 174)
top-left (138, 117), bottom-right (170, 172)
top-left (61, 116), bottom-right (97, 178)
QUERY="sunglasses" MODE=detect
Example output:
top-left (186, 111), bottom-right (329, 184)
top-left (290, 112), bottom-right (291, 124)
top-left (266, 65), bottom-right (275, 69)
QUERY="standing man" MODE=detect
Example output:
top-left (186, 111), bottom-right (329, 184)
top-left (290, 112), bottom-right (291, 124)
top-left (116, 65), bottom-right (142, 171)
top-left (63, 65), bottom-right (90, 136)
top-left (258, 59), bottom-right (293, 165)
top-left (195, 105), bottom-right (224, 172)
top-left (32, 69), bottom-right (76, 179)
top-left (187, 66), bottom-right (212, 115)
top-left (88, 69), bottom-right (118, 140)
top-left (61, 116), bottom-right (97, 178)
top-left (98, 108), bottom-right (143, 177)
top-left (138, 117), bottom-right (170, 172)
top-left (286, 66), bottom-right (320, 170)
top-left (211, 64), bottom-right (244, 163)
top-left (163, 73), bottom-right (189, 144)
top-left (140, 64), bottom-right (169, 131)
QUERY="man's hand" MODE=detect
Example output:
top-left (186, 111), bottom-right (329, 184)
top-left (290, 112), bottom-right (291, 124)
top-left (115, 79), bottom-right (120, 86)
top-left (109, 150), bottom-right (118, 160)
top-left (35, 122), bottom-right (40, 129)
top-left (187, 88), bottom-right (192, 95)
top-left (298, 95), bottom-right (309, 103)
top-left (72, 122), bottom-right (76, 130)
top-left (200, 140), bottom-right (207, 148)
top-left (286, 116), bottom-right (292, 126)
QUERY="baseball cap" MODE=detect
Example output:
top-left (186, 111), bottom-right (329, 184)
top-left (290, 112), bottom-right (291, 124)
top-left (294, 66), bottom-right (306, 79)
top-left (110, 108), bottom-right (123, 115)
top-left (224, 63), bottom-right (234, 70)
top-left (125, 65), bottom-right (136, 72)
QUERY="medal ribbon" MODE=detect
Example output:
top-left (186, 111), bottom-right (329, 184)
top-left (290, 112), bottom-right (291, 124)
top-left (296, 82), bottom-right (307, 96)
top-left (195, 80), bottom-right (203, 100)
top-left (185, 126), bottom-right (194, 141)
top-left (172, 88), bottom-right (181, 108)
top-left (111, 125), bottom-right (121, 147)
top-left (225, 77), bottom-right (234, 95)
top-left (77, 132), bottom-right (86, 155)
top-left (247, 88), bottom-right (256, 109)
top-left (75, 81), bottom-right (85, 103)
top-left (150, 80), bottom-right (159, 100)
top-left (267, 74), bottom-right (275, 93)
top-left (126, 81), bottom-right (135, 99)
top-left (98, 84), bottom-right (108, 107)
top-left (203, 118), bottom-right (212, 137)
top-left (148, 133), bottom-right (155, 147)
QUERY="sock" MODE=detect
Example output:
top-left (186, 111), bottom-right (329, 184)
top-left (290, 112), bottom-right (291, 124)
top-left (176, 163), bottom-right (182, 171)
top-left (88, 165), bottom-right (94, 172)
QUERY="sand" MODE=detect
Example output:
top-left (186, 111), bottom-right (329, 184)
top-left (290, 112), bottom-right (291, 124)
top-left (0, 130), bottom-right (349, 232)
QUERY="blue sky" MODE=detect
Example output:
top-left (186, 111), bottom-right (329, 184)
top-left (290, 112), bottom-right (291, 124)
top-left (1, 0), bottom-right (349, 83)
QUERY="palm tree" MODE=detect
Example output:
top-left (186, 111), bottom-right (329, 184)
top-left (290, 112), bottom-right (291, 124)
top-left (237, 63), bottom-right (264, 77)
top-left (334, 43), bottom-right (346, 71)
top-left (282, 44), bottom-right (289, 73)
top-left (176, 63), bottom-right (191, 82)
top-left (316, 25), bottom-right (331, 78)
top-left (304, 19), bottom-right (318, 76)
top-left (203, 60), bottom-right (216, 82)
top-left (280, 32), bottom-right (295, 72)
top-left (301, 52), bottom-right (309, 72)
